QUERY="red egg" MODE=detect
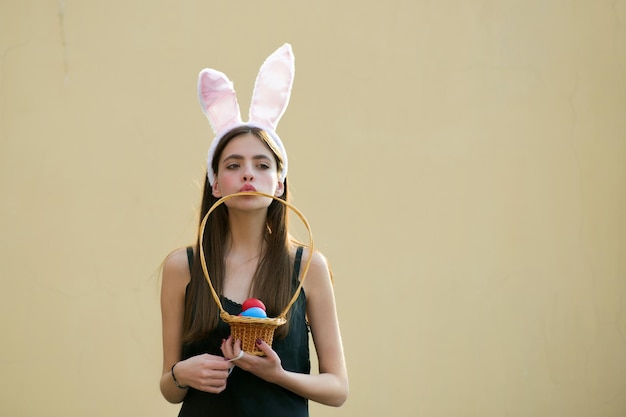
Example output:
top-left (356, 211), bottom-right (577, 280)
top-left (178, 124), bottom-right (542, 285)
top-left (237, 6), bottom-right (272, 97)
top-left (242, 298), bottom-right (266, 312)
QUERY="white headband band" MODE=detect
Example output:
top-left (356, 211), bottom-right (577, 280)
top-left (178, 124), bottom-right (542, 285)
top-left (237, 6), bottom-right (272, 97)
top-left (198, 43), bottom-right (294, 186)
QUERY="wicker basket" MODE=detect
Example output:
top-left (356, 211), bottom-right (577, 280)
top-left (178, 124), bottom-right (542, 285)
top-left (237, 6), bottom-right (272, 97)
top-left (198, 191), bottom-right (314, 355)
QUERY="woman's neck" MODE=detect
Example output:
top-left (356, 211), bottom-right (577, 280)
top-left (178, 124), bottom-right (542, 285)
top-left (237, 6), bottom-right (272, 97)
top-left (226, 210), bottom-right (266, 259)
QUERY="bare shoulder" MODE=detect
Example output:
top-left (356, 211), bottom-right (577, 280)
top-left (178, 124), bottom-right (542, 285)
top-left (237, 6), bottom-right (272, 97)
top-left (295, 246), bottom-right (332, 292)
top-left (162, 247), bottom-right (192, 290)
top-left (293, 245), bottom-right (329, 269)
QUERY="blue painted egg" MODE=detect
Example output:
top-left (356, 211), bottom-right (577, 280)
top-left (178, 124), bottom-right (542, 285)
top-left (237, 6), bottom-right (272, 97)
top-left (240, 306), bottom-right (268, 318)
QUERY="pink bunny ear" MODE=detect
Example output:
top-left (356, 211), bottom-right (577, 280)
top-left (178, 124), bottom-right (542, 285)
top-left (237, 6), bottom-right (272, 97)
top-left (199, 44), bottom-right (294, 186)
top-left (248, 44), bottom-right (294, 129)
top-left (198, 69), bottom-right (242, 135)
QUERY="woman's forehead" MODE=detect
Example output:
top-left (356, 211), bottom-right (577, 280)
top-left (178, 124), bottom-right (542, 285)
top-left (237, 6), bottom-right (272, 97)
top-left (221, 133), bottom-right (274, 156)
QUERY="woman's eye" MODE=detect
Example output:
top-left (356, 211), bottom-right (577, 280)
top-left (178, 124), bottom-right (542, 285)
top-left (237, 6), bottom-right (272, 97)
top-left (226, 163), bottom-right (240, 169)
top-left (257, 163), bottom-right (270, 169)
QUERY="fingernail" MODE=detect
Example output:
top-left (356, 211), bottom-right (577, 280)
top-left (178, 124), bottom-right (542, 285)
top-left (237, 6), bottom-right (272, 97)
top-left (256, 338), bottom-right (262, 346)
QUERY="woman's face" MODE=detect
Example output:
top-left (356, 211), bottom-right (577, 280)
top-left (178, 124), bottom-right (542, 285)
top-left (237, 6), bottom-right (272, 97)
top-left (212, 133), bottom-right (284, 205)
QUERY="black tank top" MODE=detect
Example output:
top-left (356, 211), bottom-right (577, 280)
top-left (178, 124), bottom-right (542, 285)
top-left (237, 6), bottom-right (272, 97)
top-left (178, 247), bottom-right (310, 417)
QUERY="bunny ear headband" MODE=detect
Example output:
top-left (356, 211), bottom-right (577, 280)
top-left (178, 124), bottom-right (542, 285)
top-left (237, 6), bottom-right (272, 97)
top-left (198, 43), bottom-right (295, 186)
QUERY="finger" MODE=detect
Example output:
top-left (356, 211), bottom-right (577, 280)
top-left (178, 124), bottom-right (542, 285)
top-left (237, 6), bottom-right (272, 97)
top-left (201, 380), bottom-right (227, 394)
top-left (254, 338), bottom-right (281, 365)
top-left (227, 339), bottom-right (245, 362)
top-left (254, 338), bottom-right (274, 357)
top-left (220, 336), bottom-right (234, 358)
top-left (228, 350), bottom-right (244, 362)
top-left (204, 352), bottom-right (228, 361)
top-left (210, 370), bottom-right (231, 381)
top-left (201, 352), bottom-right (231, 373)
top-left (198, 368), bottom-right (231, 390)
top-left (221, 336), bottom-right (246, 362)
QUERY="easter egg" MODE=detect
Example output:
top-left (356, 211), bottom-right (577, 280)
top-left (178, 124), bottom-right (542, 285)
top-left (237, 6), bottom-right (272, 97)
top-left (242, 298), bottom-right (266, 312)
top-left (240, 306), bottom-right (267, 318)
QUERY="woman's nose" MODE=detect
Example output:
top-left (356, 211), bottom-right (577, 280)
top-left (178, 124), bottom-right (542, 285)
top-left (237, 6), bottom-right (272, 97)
top-left (242, 164), bottom-right (254, 181)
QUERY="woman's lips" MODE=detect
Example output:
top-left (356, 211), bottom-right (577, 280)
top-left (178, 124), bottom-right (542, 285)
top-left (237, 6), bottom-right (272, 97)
top-left (240, 185), bottom-right (256, 192)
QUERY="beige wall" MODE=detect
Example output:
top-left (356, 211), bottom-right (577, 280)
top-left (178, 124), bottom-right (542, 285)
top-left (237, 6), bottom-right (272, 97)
top-left (1, 1), bottom-right (625, 416)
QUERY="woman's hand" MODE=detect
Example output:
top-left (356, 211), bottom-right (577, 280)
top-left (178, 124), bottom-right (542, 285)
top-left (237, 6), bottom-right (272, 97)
top-left (174, 354), bottom-right (234, 394)
top-left (220, 336), bottom-right (285, 383)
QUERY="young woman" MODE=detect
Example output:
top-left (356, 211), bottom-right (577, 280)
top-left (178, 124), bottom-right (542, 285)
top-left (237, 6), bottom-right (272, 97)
top-left (159, 44), bottom-right (348, 417)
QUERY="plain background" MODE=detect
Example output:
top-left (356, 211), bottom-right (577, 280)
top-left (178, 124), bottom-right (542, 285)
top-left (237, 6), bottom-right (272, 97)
top-left (1, 1), bottom-right (625, 416)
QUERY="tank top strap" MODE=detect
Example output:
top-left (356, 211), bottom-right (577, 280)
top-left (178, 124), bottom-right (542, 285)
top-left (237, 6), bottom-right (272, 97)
top-left (292, 246), bottom-right (304, 283)
top-left (186, 246), bottom-right (194, 272)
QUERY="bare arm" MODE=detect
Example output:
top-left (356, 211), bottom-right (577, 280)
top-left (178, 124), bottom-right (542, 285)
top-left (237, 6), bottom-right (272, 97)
top-left (159, 248), bottom-right (233, 403)
top-left (159, 248), bottom-right (190, 403)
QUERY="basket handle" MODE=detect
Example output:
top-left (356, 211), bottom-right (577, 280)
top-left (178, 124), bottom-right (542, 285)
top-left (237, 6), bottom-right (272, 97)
top-left (198, 191), bottom-right (314, 319)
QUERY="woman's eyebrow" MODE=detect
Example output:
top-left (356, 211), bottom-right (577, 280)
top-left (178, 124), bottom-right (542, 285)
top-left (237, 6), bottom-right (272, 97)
top-left (222, 154), bottom-right (272, 161)
top-left (252, 155), bottom-right (272, 160)
top-left (224, 153), bottom-right (271, 159)
top-left (222, 154), bottom-right (244, 161)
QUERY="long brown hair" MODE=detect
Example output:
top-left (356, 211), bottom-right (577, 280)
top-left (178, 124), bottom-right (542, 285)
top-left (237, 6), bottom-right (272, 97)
top-left (182, 126), bottom-right (294, 344)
